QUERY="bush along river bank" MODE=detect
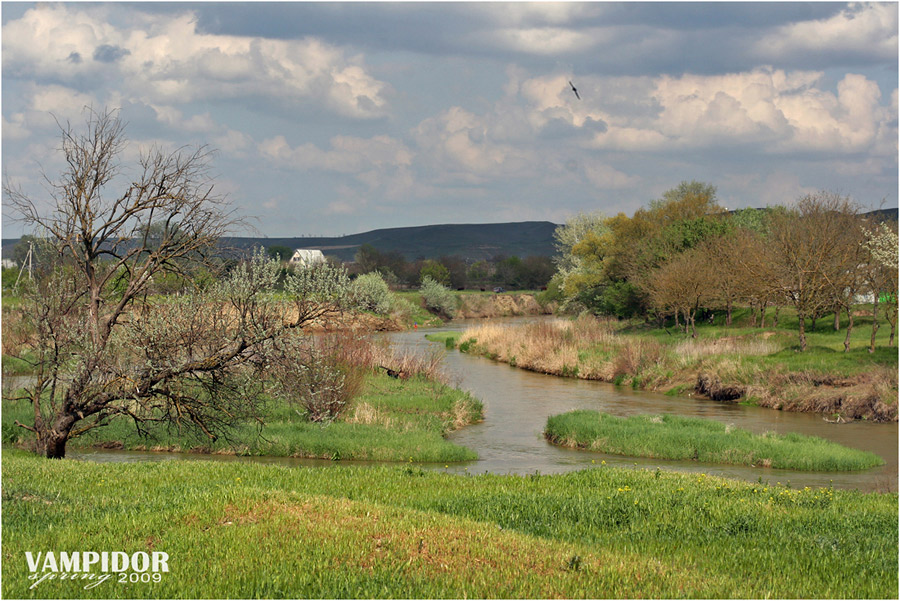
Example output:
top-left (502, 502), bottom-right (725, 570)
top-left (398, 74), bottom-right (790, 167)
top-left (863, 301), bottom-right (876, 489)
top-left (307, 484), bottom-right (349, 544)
top-left (428, 309), bottom-right (899, 422)
top-left (2, 335), bottom-right (482, 463)
top-left (2, 449), bottom-right (897, 599)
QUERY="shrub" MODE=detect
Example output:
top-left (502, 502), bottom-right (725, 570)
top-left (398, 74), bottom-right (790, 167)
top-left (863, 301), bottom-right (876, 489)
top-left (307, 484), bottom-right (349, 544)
top-left (269, 334), bottom-right (367, 423)
top-left (420, 276), bottom-right (457, 318)
top-left (350, 272), bottom-right (393, 314)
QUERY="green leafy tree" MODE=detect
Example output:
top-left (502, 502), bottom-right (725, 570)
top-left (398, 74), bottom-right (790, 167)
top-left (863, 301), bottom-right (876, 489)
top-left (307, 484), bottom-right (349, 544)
top-left (266, 245), bottom-right (294, 262)
top-left (420, 259), bottom-right (451, 286)
top-left (557, 181), bottom-right (722, 318)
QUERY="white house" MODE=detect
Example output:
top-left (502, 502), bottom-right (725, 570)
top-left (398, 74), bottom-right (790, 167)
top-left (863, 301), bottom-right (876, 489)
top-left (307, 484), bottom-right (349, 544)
top-left (289, 249), bottom-right (326, 268)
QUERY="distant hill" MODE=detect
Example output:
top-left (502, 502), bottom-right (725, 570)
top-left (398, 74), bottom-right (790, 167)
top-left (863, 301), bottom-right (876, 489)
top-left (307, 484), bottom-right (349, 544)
top-left (4, 208), bottom-right (895, 264)
top-left (864, 208), bottom-right (899, 223)
top-left (2, 221), bottom-right (560, 263)
top-left (220, 221), bottom-right (560, 262)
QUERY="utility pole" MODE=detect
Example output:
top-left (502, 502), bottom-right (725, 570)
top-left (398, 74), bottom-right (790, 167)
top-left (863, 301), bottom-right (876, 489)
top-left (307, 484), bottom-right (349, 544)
top-left (13, 241), bottom-right (33, 289)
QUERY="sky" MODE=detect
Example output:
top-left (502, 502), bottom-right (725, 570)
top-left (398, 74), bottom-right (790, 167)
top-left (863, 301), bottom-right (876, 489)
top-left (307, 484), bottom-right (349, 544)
top-left (2, 1), bottom-right (897, 238)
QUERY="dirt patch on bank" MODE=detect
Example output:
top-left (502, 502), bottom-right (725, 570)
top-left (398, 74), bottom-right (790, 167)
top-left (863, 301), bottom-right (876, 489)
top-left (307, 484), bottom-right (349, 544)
top-left (695, 370), bottom-right (898, 422)
top-left (455, 294), bottom-right (554, 319)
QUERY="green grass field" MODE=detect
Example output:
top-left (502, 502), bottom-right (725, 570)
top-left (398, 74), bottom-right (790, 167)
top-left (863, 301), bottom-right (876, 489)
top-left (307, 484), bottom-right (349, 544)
top-left (545, 410), bottom-right (884, 471)
top-left (2, 372), bottom-right (482, 463)
top-left (2, 450), bottom-right (896, 598)
top-left (632, 306), bottom-right (897, 377)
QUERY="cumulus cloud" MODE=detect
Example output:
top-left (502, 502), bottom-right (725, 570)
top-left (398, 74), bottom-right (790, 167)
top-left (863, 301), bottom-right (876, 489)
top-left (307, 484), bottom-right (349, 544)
top-left (2, 4), bottom-right (390, 119)
top-left (413, 106), bottom-right (540, 183)
top-left (756, 3), bottom-right (898, 64)
top-left (575, 68), bottom-right (897, 155)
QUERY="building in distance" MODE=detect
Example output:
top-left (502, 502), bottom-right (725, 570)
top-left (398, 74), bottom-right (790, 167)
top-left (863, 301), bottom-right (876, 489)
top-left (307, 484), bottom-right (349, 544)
top-left (290, 249), bottom-right (326, 268)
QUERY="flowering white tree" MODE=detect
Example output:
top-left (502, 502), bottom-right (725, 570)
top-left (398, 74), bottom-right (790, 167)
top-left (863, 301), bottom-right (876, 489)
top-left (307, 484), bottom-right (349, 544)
top-left (863, 222), bottom-right (900, 350)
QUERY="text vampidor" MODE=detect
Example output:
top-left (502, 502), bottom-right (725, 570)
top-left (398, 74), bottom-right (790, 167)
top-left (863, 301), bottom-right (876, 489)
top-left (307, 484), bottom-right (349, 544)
top-left (26, 551), bottom-right (170, 573)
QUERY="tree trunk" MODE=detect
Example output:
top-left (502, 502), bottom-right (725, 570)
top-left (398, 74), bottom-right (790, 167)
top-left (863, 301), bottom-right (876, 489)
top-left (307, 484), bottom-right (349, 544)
top-left (869, 296), bottom-right (880, 353)
top-left (773, 305), bottom-right (781, 327)
top-left (833, 310), bottom-right (840, 331)
top-left (759, 301), bottom-right (767, 328)
top-left (37, 414), bottom-right (76, 459)
top-left (798, 309), bottom-right (807, 351)
top-left (750, 301), bottom-right (758, 327)
top-left (843, 307), bottom-right (854, 352)
top-left (689, 309), bottom-right (697, 338)
top-left (726, 299), bottom-right (733, 327)
top-left (810, 313), bottom-right (817, 332)
top-left (674, 309), bottom-right (680, 330)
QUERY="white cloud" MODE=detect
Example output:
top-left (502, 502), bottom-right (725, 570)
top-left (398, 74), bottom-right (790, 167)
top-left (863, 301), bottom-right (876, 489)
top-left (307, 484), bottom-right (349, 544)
top-left (2, 4), bottom-right (389, 119)
top-left (572, 68), bottom-right (896, 155)
top-left (413, 106), bottom-right (538, 182)
top-left (488, 27), bottom-right (595, 55)
top-left (757, 3), bottom-right (898, 62)
top-left (475, 2), bottom-right (598, 27)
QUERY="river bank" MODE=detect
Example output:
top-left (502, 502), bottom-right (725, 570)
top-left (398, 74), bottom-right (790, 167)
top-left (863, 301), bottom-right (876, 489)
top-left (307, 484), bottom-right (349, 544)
top-left (429, 311), bottom-right (899, 423)
top-left (3, 371), bottom-right (483, 463)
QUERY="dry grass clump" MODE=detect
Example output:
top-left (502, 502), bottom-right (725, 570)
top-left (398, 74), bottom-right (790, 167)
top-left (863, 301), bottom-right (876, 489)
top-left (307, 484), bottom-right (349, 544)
top-left (371, 345), bottom-right (449, 384)
top-left (447, 397), bottom-right (483, 430)
top-left (319, 333), bottom-right (449, 384)
top-left (459, 316), bottom-right (619, 378)
top-left (345, 402), bottom-right (396, 429)
top-left (611, 339), bottom-right (665, 379)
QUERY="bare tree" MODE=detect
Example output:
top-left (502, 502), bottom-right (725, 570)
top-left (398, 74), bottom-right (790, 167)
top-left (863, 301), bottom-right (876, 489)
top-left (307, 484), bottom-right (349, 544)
top-left (4, 108), bottom-right (349, 458)
top-left (647, 248), bottom-right (714, 338)
top-left (746, 192), bottom-right (861, 351)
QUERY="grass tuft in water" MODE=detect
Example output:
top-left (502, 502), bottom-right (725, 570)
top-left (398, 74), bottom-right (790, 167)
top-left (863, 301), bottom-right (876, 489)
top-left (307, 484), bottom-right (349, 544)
top-left (544, 410), bottom-right (884, 471)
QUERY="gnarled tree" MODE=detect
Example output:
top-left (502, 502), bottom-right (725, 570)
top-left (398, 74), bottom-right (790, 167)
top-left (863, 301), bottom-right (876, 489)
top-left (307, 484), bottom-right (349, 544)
top-left (4, 108), bottom-right (349, 458)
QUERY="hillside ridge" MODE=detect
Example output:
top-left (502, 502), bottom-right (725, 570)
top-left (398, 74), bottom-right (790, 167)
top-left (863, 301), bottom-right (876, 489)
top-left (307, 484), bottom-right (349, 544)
top-left (4, 208), bottom-right (896, 262)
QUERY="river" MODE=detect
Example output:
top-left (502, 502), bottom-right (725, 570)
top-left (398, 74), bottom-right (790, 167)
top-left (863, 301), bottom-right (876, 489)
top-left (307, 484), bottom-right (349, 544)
top-left (72, 317), bottom-right (899, 492)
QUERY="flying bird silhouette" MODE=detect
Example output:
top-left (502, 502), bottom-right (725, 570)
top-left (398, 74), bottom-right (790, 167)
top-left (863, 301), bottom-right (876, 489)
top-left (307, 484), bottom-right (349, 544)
top-left (568, 80), bottom-right (581, 100)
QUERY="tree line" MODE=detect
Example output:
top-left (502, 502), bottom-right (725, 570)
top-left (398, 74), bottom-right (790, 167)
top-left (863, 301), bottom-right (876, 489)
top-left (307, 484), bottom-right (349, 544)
top-left (349, 244), bottom-right (555, 291)
top-left (552, 181), bottom-right (898, 351)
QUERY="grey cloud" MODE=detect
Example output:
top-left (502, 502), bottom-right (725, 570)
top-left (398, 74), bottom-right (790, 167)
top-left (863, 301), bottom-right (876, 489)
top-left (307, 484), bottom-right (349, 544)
top-left (93, 44), bottom-right (131, 63)
top-left (109, 2), bottom-right (895, 81)
top-left (539, 114), bottom-right (607, 140)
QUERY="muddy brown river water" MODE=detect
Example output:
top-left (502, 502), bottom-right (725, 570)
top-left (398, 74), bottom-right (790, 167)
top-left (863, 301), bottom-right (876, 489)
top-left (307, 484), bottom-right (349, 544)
top-left (72, 318), bottom-right (899, 492)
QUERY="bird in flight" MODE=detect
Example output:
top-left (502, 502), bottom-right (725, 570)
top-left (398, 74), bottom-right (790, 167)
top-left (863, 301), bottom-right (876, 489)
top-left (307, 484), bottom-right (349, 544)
top-left (568, 80), bottom-right (581, 100)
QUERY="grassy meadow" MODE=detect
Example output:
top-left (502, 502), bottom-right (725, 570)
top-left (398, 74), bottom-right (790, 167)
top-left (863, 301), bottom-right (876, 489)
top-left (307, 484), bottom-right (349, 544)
top-left (2, 449), bottom-right (897, 599)
top-left (544, 410), bottom-right (884, 471)
top-left (433, 307), bottom-right (898, 421)
top-left (2, 371), bottom-right (482, 463)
